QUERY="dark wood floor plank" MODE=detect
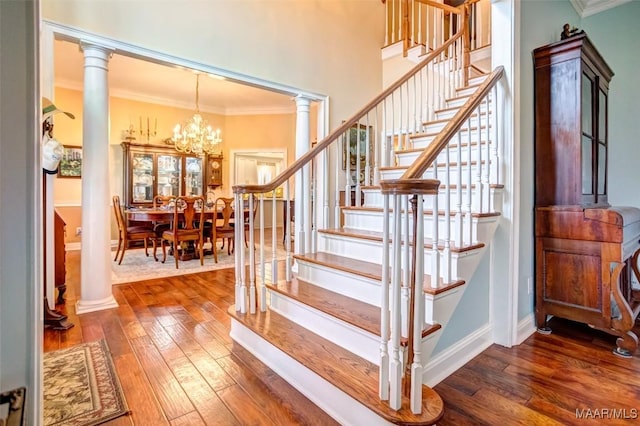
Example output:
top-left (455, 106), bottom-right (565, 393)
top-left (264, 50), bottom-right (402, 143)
top-left (216, 384), bottom-right (279, 426)
top-left (129, 335), bottom-right (195, 421)
top-left (163, 355), bottom-right (239, 426)
top-left (217, 353), bottom-right (338, 426)
top-left (113, 352), bottom-right (168, 426)
top-left (163, 322), bottom-right (236, 391)
top-left (169, 411), bottom-right (206, 426)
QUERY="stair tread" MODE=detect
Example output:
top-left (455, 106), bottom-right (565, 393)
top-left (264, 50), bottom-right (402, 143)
top-left (228, 306), bottom-right (444, 425)
top-left (318, 228), bottom-right (485, 253)
top-left (294, 251), bottom-right (464, 292)
top-left (267, 277), bottom-right (382, 336)
top-left (379, 159), bottom-right (488, 171)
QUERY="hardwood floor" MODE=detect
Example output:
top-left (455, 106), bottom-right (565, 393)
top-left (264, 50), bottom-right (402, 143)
top-left (45, 250), bottom-right (337, 426)
top-left (45, 250), bottom-right (640, 425)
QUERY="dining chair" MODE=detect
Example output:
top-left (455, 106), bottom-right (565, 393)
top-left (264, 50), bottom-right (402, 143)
top-left (211, 197), bottom-right (235, 263)
top-left (152, 195), bottom-right (174, 237)
top-left (160, 196), bottom-right (205, 268)
top-left (112, 195), bottom-right (157, 265)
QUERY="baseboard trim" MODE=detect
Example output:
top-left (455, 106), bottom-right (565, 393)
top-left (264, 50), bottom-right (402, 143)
top-left (423, 324), bottom-right (493, 387)
top-left (515, 312), bottom-right (536, 345)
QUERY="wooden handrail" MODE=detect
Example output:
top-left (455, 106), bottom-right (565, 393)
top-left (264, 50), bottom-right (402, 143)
top-left (398, 65), bottom-right (504, 180)
top-left (233, 28), bottom-right (465, 195)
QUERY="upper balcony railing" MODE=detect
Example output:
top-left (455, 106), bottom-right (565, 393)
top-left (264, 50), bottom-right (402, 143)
top-left (384, 0), bottom-right (491, 57)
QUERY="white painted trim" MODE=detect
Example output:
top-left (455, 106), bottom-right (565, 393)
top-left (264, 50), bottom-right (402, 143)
top-left (569, 0), bottom-right (631, 17)
top-left (381, 41), bottom-right (403, 61)
top-left (423, 324), bottom-right (493, 387)
top-left (55, 79), bottom-right (296, 116)
top-left (230, 319), bottom-right (395, 426)
top-left (75, 295), bottom-right (119, 315)
top-left (515, 313), bottom-right (536, 345)
top-left (66, 242), bottom-right (82, 251)
top-left (54, 202), bottom-right (81, 208)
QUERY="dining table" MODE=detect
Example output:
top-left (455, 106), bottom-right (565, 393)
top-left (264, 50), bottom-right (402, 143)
top-left (125, 206), bottom-right (248, 260)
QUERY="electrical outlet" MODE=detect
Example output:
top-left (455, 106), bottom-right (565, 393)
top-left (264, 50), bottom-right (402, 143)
top-left (527, 277), bottom-right (533, 295)
top-left (76, 227), bottom-right (82, 236)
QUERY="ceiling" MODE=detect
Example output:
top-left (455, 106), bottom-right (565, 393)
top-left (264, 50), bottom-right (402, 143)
top-left (54, 39), bottom-right (296, 116)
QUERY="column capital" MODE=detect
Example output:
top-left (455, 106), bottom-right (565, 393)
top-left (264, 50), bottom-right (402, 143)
top-left (294, 95), bottom-right (313, 109)
top-left (79, 41), bottom-right (114, 59)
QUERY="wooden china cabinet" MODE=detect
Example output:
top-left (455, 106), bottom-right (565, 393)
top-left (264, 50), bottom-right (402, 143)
top-left (533, 33), bottom-right (640, 357)
top-left (122, 141), bottom-right (212, 207)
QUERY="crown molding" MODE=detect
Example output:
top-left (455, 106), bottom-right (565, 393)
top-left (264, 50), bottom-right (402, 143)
top-left (55, 79), bottom-right (295, 116)
top-left (569, 0), bottom-right (631, 17)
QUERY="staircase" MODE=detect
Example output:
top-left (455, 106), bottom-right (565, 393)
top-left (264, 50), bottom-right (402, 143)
top-left (228, 1), bottom-right (504, 424)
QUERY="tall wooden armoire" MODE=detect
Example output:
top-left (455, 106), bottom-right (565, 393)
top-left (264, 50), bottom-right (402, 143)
top-left (533, 33), bottom-right (640, 357)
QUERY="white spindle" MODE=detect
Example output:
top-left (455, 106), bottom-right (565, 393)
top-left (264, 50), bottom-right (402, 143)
top-left (455, 132), bottom-right (463, 248)
top-left (389, 194), bottom-right (402, 410)
top-left (260, 194), bottom-right (267, 310)
top-left (410, 193), bottom-right (425, 414)
top-left (483, 96), bottom-right (491, 213)
top-left (271, 191), bottom-right (278, 285)
top-left (492, 86), bottom-right (500, 196)
top-left (235, 192), bottom-right (242, 311)
top-left (249, 194), bottom-right (256, 314)
top-left (431, 158), bottom-right (440, 288)
top-left (402, 195), bottom-right (410, 338)
top-left (237, 193), bottom-right (247, 313)
top-left (442, 146), bottom-right (451, 284)
top-left (285, 182), bottom-right (292, 281)
top-left (475, 105), bottom-right (483, 218)
top-left (465, 117), bottom-right (473, 245)
top-left (379, 194), bottom-right (390, 401)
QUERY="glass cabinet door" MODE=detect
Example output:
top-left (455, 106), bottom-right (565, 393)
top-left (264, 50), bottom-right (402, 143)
top-left (132, 153), bottom-right (154, 203)
top-left (157, 154), bottom-right (182, 198)
top-left (185, 157), bottom-right (204, 196)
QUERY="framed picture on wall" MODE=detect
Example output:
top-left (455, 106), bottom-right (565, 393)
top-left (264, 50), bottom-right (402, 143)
top-left (59, 145), bottom-right (82, 178)
top-left (342, 124), bottom-right (374, 184)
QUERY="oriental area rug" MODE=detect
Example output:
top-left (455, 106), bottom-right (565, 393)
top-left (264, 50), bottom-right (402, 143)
top-left (111, 241), bottom-right (288, 284)
top-left (43, 340), bottom-right (129, 426)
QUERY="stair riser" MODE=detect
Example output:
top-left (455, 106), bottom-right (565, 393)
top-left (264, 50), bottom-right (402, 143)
top-left (396, 144), bottom-right (487, 167)
top-left (435, 105), bottom-right (490, 120)
top-left (269, 291), bottom-right (381, 365)
top-left (317, 232), bottom-right (483, 281)
top-left (361, 186), bottom-right (503, 211)
top-left (342, 212), bottom-right (499, 247)
top-left (379, 164), bottom-right (486, 183)
top-left (411, 128), bottom-right (488, 148)
top-left (230, 321), bottom-right (397, 426)
top-left (295, 260), bottom-right (382, 307)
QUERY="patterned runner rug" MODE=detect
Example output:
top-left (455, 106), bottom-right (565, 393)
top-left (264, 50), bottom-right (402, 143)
top-left (43, 340), bottom-right (129, 426)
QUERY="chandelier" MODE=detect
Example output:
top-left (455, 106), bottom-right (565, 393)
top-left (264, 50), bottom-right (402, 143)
top-left (172, 74), bottom-right (222, 155)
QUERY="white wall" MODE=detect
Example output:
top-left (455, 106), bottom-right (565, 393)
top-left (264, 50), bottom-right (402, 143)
top-left (42, 0), bottom-right (386, 132)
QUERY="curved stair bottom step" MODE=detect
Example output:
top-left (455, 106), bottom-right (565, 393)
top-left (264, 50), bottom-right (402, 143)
top-left (229, 306), bottom-right (444, 426)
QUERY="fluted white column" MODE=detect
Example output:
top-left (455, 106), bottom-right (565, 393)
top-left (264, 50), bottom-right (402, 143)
top-left (294, 95), bottom-right (312, 255)
top-left (76, 43), bottom-right (117, 314)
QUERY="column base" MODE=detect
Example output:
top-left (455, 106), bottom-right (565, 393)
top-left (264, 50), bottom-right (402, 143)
top-left (75, 295), bottom-right (118, 315)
